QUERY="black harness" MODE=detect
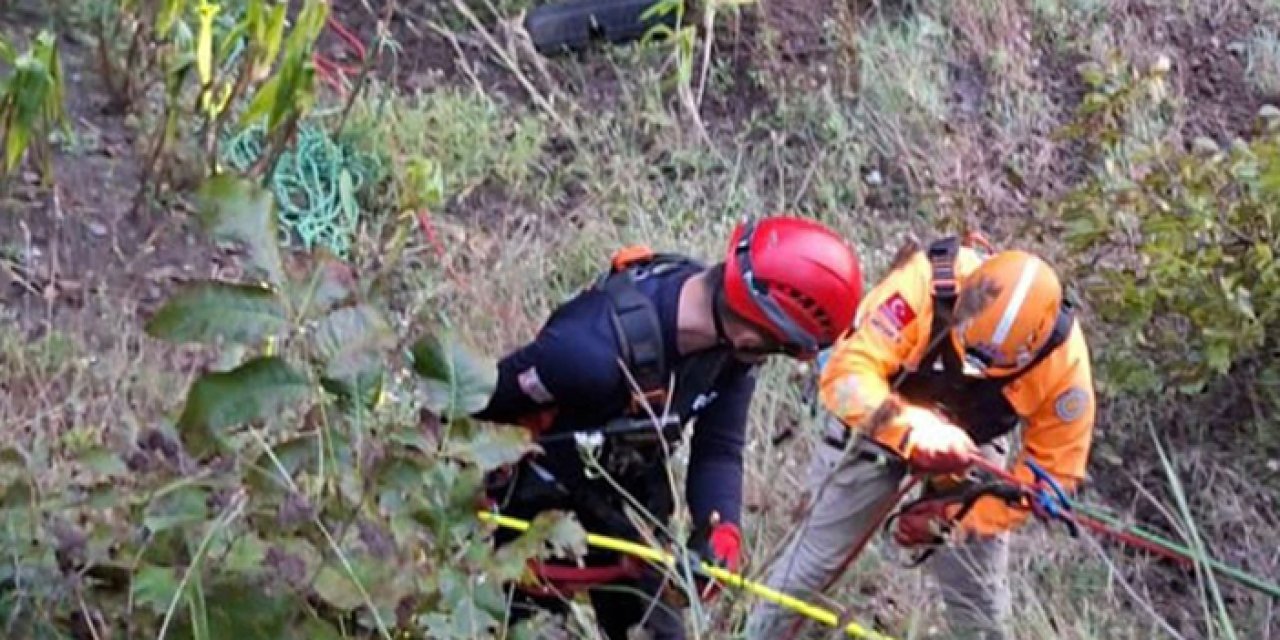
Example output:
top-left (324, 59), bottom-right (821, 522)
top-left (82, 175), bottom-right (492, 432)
top-left (894, 237), bottom-right (1075, 444)
top-left (594, 248), bottom-right (736, 425)
top-left (493, 248), bottom-right (736, 541)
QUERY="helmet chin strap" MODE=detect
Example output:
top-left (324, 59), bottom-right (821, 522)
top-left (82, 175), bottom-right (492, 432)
top-left (711, 287), bottom-right (734, 348)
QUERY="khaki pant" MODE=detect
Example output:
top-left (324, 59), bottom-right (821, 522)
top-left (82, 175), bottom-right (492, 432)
top-left (745, 419), bottom-right (1011, 640)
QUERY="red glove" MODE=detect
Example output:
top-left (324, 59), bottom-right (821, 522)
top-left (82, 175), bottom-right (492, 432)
top-left (686, 518), bottom-right (741, 602)
top-left (895, 406), bottom-right (978, 475)
top-left (892, 497), bottom-right (960, 548)
top-left (707, 522), bottom-right (742, 573)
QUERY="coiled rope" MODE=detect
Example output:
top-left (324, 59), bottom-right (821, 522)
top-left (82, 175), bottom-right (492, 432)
top-left (223, 120), bottom-right (382, 258)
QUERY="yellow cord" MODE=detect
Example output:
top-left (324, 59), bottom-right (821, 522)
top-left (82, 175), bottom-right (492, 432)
top-left (475, 511), bottom-right (897, 640)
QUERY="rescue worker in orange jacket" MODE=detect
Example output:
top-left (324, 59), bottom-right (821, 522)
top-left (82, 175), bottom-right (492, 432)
top-left (745, 234), bottom-right (1096, 640)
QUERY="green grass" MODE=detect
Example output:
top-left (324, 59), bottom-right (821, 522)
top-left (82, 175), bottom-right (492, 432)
top-left (853, 11), bottom-right (952, 183)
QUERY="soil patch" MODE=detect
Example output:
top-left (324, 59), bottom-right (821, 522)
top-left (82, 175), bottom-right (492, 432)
top-left (0, 7), bottom-right (220, 344)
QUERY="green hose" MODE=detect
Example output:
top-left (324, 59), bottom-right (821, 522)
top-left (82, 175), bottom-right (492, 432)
top-left (223, 120), bottom-right (382, 258)
top-left (1072, 500), bottom-right (1280, 599)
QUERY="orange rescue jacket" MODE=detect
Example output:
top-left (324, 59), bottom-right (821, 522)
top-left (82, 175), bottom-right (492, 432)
top-left (819, 238), bottom-right (1096, 536)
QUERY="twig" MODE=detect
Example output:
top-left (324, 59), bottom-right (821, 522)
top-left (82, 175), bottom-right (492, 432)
top-left (157, 491), bottom-right (248, 640)
top-left (1081, 529), bottom-right (1186, 640)
top-left (447, 0), bottom-right (576, 138)
top-left (695, 0), bottom-right (716, 109)
top-left (247, 426), bottom-right (394, 640)
top-left (424, 19), bottom-right (487, 97)
top-left (335, 1), bottom-right (398, 139)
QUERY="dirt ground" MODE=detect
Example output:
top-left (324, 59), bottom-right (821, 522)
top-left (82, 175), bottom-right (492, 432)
top-left (0, 5), bottom-right (223, 347)
top-left (6, 0), bottom-right (1275, 343)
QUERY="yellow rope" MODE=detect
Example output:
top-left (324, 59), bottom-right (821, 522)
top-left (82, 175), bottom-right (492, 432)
top-left (476, 510), bottom-right (898, 640)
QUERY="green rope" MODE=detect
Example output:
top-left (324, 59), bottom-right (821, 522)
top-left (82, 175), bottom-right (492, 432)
top-left (222, 120), bottom-right (382, 258)
top-left (1070, 499), bottom-right (1280, 599)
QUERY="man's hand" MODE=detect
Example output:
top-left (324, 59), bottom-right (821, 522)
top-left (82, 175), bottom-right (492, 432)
top-left (892, 496), bottom-right (961, 547)
top-left (897, 405), bottom-right (978, 474)
top-left (685, 512), bottom-right (742, 602)
top-left (705, 521), bottom-right (742, 573)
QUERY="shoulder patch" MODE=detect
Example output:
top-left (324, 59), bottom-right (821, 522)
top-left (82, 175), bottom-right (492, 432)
top-left (1054, 386), bottom-right (1089, 422)
top-left (518, 366), bottom-right (555, 404)
top-left (874, 292), bottom-right (916, 337)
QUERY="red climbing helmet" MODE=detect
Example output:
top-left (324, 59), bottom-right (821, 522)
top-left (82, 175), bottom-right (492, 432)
top-left (722, 215), bottom-right (864, 359)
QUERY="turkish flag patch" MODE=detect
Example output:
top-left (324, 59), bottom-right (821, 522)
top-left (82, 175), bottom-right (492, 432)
top-left (877, 292), bottom-right (917, 331)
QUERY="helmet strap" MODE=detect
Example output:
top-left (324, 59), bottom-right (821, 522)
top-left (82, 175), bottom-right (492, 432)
top-left (711, 287), bottom-right (734, 348)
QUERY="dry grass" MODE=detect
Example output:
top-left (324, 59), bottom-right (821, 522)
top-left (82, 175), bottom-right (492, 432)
top-left (5, 0), bottom-right (1280, 636)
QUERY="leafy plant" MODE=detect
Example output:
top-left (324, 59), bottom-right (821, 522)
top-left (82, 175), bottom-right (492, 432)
top-left (0, 173), bottom-right (587, 638)
top-left (90, 0), bottom-right (334, 210)
top-left (1053, 103), bottom-right (1280, 399)
top-left (0, 30), bottom-right (69, 185)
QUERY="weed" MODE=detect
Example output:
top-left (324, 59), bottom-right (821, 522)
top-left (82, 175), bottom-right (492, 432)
top-left (0, 30), bottom-right (69, 186)
top-left (854, 11), bottom-right (952, 186)
top-left (1245, 26), bottom-right (1280, 98)
top-left (344, 82), bottom-right (548, 211)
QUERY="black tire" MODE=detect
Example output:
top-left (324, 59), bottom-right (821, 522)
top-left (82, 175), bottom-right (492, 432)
top-left (524, 0), bottom-right (681, 54)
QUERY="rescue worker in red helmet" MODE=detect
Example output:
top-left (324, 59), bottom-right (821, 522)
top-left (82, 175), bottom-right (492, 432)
top-left (746, 234), bottom-right (1096, 640)
top-left (473, 215), bottom-right (864, 639)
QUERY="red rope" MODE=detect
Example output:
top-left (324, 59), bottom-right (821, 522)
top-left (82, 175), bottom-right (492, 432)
top-left (966, 457), bottom-right (1197, 568)
top-left (415, 209), bottom-right (471, 291)
top-left (312, 14), bottom-right (368, 96)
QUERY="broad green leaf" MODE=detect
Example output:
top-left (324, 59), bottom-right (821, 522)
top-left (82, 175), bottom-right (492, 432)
top-left (312, 556), bottom-right (407, 614)
top-left (311, 305), bottom-right (395, 380)
top-left (199, 581), bottom-right (293, 639)
top-left (156, 0), bottom-right (186, 36)
top-left (79, 446), bottom-right (127, 477)
top-left (223, 533), bottom-right (268, 576)
top-left (285, 619), bottom-right (344, 640)
top-left (133, 563), bottom-right (182, 615)
top-left (5, 121), bottom-right (29, 172)
top-left (1204, 341), bottom-right (1232, 375)
top-left (311, 564), bottom-right (367, 611)
top-left (144, 484), bottom-right (209, 533)
top-left (246, 436), bottom-right (317, 495)
top-left (177, 357), bottom-right (313, 457)
top-left (195, 174), bottom-right (286, 286)
top-left (443, 425), bottom-right (537, 473)
top-left (410, 332), bottom-right (497, 419)
top-left (489, 511), bottom-right (588, 582)
top-left (320, 368), bottom-right (385, 414)
top-left (258, 4), bottom-right (289, 74)
top-left (238, 75), bottom-right (279, 128)
top-left (83, 482), bottom-right (124, 509)
top-left (0, 447), bottom-right (34, 510)
top-left (145, 281), bottom-right (287, 346)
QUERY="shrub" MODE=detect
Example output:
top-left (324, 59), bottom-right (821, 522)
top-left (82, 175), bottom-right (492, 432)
top-left (0, 174), bottom-right (587, 638)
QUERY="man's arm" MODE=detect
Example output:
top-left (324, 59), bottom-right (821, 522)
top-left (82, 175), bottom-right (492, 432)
top-left (962, 326), bottom-right (1097, 536)
top-left (472, 296), bottom-right (620, 429)
top-left (684, 365), bottom-right (757, 528)
top-left (818, 255), bottom-right (930, 441)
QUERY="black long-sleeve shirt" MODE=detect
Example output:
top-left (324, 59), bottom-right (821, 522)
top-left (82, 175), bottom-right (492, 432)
top-left (473, 261), bottom-right (756, 527)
